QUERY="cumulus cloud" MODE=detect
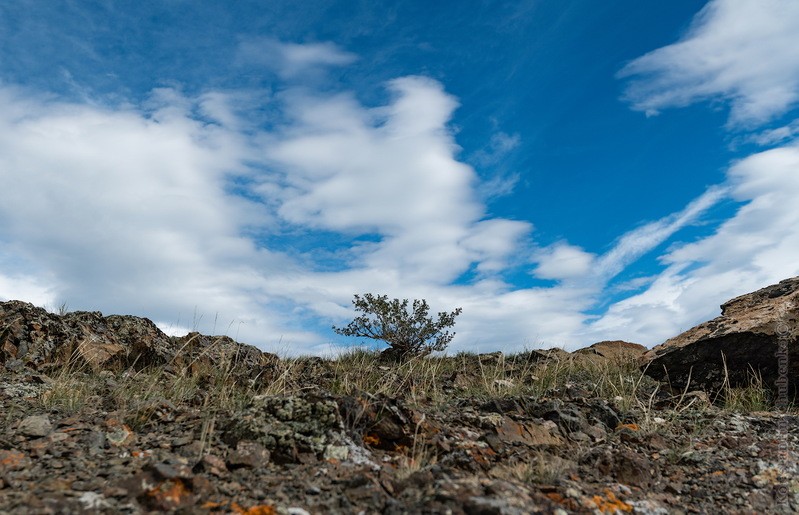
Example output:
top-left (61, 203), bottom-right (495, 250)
top-left (533, 243), bottom-right (596, 281)
top-left (619, 0), bottom-right (799, 127)
top-left (460, 219), bottom-right (531, 274)
top-left (258, 76), bottom-right (534, 289)
top-left (5, 24), bottom-right (796, 356)
top-left (267, 78), bottom-right (476, 234)
top-left (0, 71), bottom-right (553, 354)
top-left (0, 85), bottom-right (318, 349)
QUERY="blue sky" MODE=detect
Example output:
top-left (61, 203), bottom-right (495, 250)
top-left (1, 0), bottom-right (798, 355)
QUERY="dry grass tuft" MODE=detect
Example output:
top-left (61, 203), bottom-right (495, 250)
top-left (35, 343), bottom-right (790, 432)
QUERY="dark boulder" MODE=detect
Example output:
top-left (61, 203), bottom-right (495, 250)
top-left (642, 277), bottom-right (799, 399)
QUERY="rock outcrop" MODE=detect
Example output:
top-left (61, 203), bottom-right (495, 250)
top-left (0, 301), bottom-right (174, 371)
top-left (574, 340), bottom-right (647, 361)
top-left (2, 296), bottom-right (798, 513)
top-left (642, 276), bottom-right (799, 398)
top-left (0, 301), bottom-right (278, 385)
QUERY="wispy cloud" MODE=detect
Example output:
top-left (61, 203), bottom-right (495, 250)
top-left (237, 38), bottom-right (357, 79)
top-left (531, 183), bottom-right (726, 287)
top-left (747, 119), bottom-right (799, 146)
top-left (594, 185), bottom-right (728, 280)
top-left (533, 243), bottom-right (596, 281)
top-left (619, 0), bottom-right (799, 127)
top-left (583, 143), bottom-right (799, 344)
top-left (470, 131), bottom-right (522, 200)
top-left (586, 0), bottom-right (799, 345)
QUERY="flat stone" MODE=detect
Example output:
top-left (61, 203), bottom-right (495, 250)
top-left (226, 440), bottom-right (270, 469)
top-left (495, 417), bottom-right (563, 447)
top-left (17, 415), bottom-right (52, 437)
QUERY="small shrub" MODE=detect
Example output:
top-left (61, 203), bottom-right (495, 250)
top-left (333, 294), bottom-right (462, 361)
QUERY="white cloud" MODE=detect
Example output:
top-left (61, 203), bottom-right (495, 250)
top-left (619, 0), bottom-right (799, 127)
top-left (268, 78), bottom-right (477, 234)
top-left (530, 185), bottom-right (724, 285)
top-left (0, 73), bottom-right (551, 355)
top-left (584, 143), bottom-right (799, 345)
top-left (747, 119), bottom-right (799, 146)
top-left (0, 85), bottom-right (319, 350)
top-left (460, 219), bottom-right (531, 274)
top-left (5, 27), bottom-right (795, 358)
top-left (237, 38), bottom-right (357, 79)
top-left (471, 132), bottom-right (521, 167)
top-left (533, 243), bottom-right (596, 281)
top-left (470, 131), bottom-right (522, 200)
top-left (259, 76), bottom-right (533, 288)
top-left (0, 271), bottom-right (54, 308)
top-left (594, 185), bottom-right (727, 279)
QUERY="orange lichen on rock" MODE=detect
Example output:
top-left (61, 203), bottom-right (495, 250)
top-left (467, 445), bottom-right (497, 467)
top-left (105, 418), bottom-right (135, 446)
top-left (230, 502), bottom-right (277, 514)
top-left (615, 423), bottom-right (640, 432)
top-left (363, 433), bottom-right (380, 447)
top-left (145, 478), bottom-right (191, 508)
top-left (393, 443), bottom-right (409, 453)
top-left (591, 490), bottom-right (633, 513)
top-left (0, 450), bottom-right (28, 471)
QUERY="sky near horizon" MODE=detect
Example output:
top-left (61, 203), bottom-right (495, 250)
top-left (1, 0), bottom-right (799, 355)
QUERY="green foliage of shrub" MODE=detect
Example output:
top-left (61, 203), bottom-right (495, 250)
top-left (333, 294), bottom-right (462, 360)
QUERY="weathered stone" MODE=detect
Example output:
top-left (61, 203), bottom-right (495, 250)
top-left (525, 399), bottom-right (620, 437)
top-left (226, 440), bottom-right (271, 469)
top-left (339, 395), bottom-right (415, 451)
top-left (0, 301), bottom-right (280, 385)
top-left (0, 301), bottom-right (171, 371)
top-left (614, 449), bottom-right (657, 488)
top-left (323, 444), bottom-right (350, 461)
top-left (169, 332), bottom-right (279, 385)
top-left (494, 417), bottom-right (563, 447)
top-left (105, 419), bottom-right (135, 447)
top-left (0, 449), bottom-right (30, 472)
top-left (223, 394), bottom-right (344, 463)
top-left (150, 458), bottom-right (194, 480)
top-left (574, 340), bottom-right (646, 361)
top-left (17, 415), bottom-right (52, 438)
top-left (515, 348), bottom-right (571, 363)
top-left (642, 276), bottom-right (799, 396)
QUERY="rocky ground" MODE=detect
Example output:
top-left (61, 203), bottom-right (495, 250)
top-left (1, 277), bottom-right (799, 514)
